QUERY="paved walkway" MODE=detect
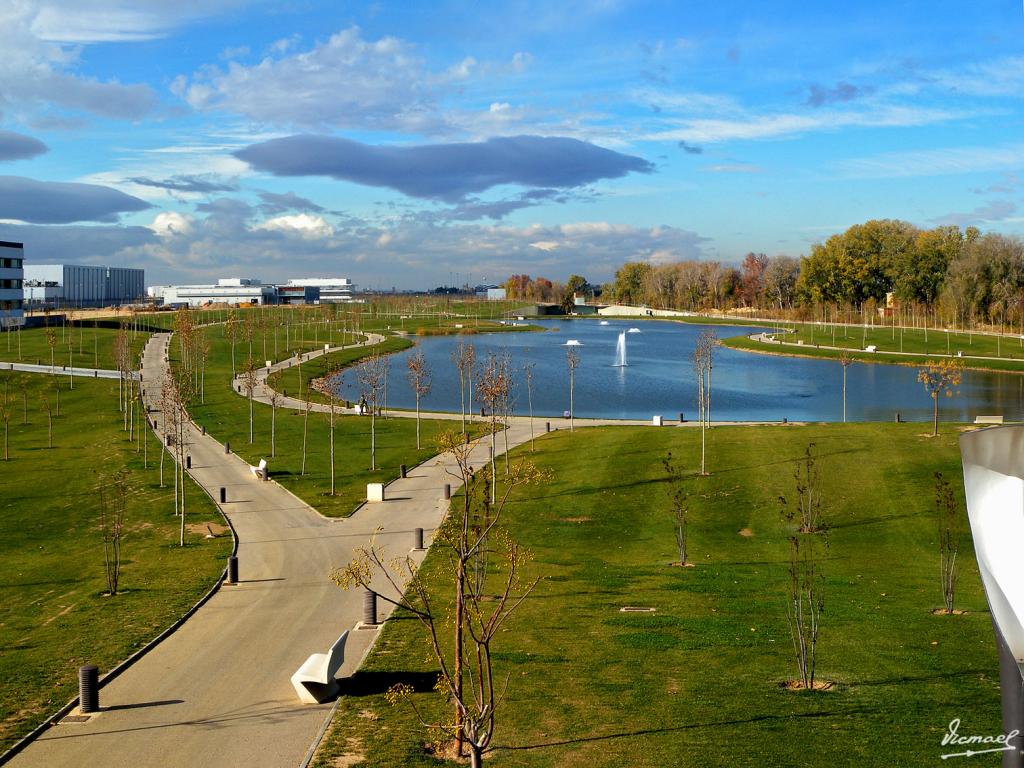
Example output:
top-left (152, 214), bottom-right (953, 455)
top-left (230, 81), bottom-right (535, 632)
top-left (10, 333), bottom-right (531, 768)
top-left (0, 361), bottom-right (131, 380)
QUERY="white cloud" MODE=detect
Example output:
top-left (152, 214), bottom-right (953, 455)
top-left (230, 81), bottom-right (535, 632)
top-left (150, 211), bottom-right (194, 236)
top-left (27, 0), bottom-right (246, 42)
top-left (529, 240), bottom-right (559, 251)
top-left (254, 213), bottom-right (333, 239)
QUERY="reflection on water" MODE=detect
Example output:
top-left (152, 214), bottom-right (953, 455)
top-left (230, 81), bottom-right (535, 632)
top-left (333, 319), bottom-right (1024, 423)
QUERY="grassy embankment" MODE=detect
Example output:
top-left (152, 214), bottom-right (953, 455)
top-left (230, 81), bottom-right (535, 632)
top-left (0, 323), bottom-right (149, 370)
top-left (313, 422), bottom-right (1000, 768)
top-left (0, 373), bottom-right (230, 752)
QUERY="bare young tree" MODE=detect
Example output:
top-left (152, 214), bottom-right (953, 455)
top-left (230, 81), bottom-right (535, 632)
top-left (224, 310), bottom-right (239, 377)
top-left (45, 327), bottom-right (57, 373)
top-left (917, 359), bottom-right (964, 437)
top-left (477, 353), bottom-right (511, 501)
top-left (301, 381), bottom-right (312, 476)
top-left (523, 362), bottom-right (535, 452)
top-left (268, 386), bottom-right (281, 458)
top-left (406, 349), bottom-right (432, 449)
top-left (332, 432), bottom-right (547, 767)
top-left (97, 469), bottom-right (129, 596)
top-left (0, 380), bottom-right (12, 460)
top-left (566, 346), bottom-right (579, 432)
top-left (935, 472), bottom-right (961, 615)
top-left (780, 443), bottom-right (826, 533)
top-left (692, 330), bottom-right (716, 475)
top-left (839, 353), bottom-right (852, 423)
top-left (779, 444), bottom-right (827, 689)
top-left (356, 353), bottom-right (387, 471)
top-left (240, 358), bottom-right (259, 444)
top-left (323, 363), bottom-right (342, 495)
top-left (662, 451), bottom-right (689, 565)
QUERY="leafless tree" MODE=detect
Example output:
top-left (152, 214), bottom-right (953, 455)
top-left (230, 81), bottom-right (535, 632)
top-left (935, 472), bottom-right (961, 614)
top-left (38, 390), bottom-right (53, 448)
top-left (523, 362), bottom-right (535, 451)
top-left (356, 353), bottom-right (387, 471)
top-left (839, 353), bottom-right (852, 423)
top-left (0, 380), bottom-right (12, 460)
top-left (268, 386), bottom-right (281, 458)
top-left (301, 381), bottom-right (312, 476)
top-left (662, 451), bottom-right (689, 565)
top-left (692, 330), bottom-right (716, 475)
top-left (779, 444), bottom-right (828, 689)
top-left (240, 358), bottom-right (259, 444)
top-left (566, 346), bottom-right (579, 432)
top-left (406, 349), bottom-right (432, 449)
top-left (97, 469), bottom-right (129, 596)
top-left (477, 353), bottom-right (511, 501)
top-left (452, 341), bottom-right (475, 433)
top-left (332, 432), bottom-right (547, 767)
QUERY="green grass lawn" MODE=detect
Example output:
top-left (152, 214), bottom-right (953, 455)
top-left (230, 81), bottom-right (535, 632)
top-left (0, 324), bottom-right (150, 370)
top-left (182, 325), bottom-right (479, 517)
top-left (313, 422), bottom-right (999, 767)
top-left (720, 322), bottom-right (1024, 373)
top-left (0, 373), bottom-right (230, 751)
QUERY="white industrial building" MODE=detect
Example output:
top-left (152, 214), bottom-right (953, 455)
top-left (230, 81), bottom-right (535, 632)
top-left (0, 241), bottom-right (25, 329)
top-left (148, 278), bottom-right (276, 307)
top-left (284, 278), bottom-right (356, 302)
top-left (23, 263), bottom-right (145, 308)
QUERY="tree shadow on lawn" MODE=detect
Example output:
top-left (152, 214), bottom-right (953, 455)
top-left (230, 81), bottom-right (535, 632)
top-left (710, 446), bottom-right (863, 477)
top-left (337, 670), bottom-right (439, 697)
top-left (492, 706), bottom-right (874, 753)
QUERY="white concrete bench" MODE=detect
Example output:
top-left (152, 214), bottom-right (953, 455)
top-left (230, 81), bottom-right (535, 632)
top-left (652, 415), bottom-right (663, 426)
top-left (291, 630), bottom-right (349, 704)
top-left (250, 458), bottom-right (268, 480)
top-left (975, 415), bottom-right (1004, 425)
top-left (367, 483), bottom-right (385, 502)
top-left (865, 345), bottom-right (877, 352)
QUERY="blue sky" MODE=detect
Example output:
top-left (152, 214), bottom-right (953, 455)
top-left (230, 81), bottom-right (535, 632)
top-left (0, 0), bottom-right (1022, 288)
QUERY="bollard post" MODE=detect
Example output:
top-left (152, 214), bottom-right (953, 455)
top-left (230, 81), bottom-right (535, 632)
top-left (186, 455), bottom-right (191, 469)
top-left (219, 487), bottom-right (226, 504)
top-left (401, 464), bottom-right (407, 478)
top-left (94, 370), bottom-right (98, 378)
top-left (782, 417), bottom-right (788, 424)
top-left (414, 527), bottom-right (424, 550)
top-left (227, 555), bottom-right (238, 584)
top-left (679, 411), bottom-right (685, 423)
top-left (895, 412), bottom-right (901, 423)
top-left (546, 421), bottom-right (550, 432)
top-left (79, 665), bottom-right (99, 714)
top-left (166, 435), bottom-right (172, 446)
top-left (363, 589), bottom-right (378, 625)
top-left (225, 441), bottom-right (230, 454)
top-left (444, 483), bottom-right (451, 500)
top-left (201, 425), bottom-right (206, 435)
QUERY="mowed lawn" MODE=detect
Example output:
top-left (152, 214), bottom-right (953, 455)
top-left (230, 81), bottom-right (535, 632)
top-left (313, 423), bottom-right (1000, 768)
top-left (0, 323), bottom-right (150, 371)
top-left (0, 373), bottom-right (230, 751)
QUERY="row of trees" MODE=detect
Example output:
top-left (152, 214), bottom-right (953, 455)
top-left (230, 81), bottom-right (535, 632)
top-left (537, 221), bottom-right (1024, 330)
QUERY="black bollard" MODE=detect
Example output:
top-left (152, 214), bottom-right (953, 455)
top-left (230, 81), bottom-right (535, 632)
top-left (219, 487), bottom-right (226, 503)
top-left (401, 464), bottom-right (407, 478)
top-left (79, 665), bottom-right (99, 714)
top-left (227, 555), bottom-right (238, 584)
top-left (414, 527), bottom-right (424, 550)
top-left (224, 441), bottom-right (230, 454)
top-left (546, 421), bottom-right (550, 432)
top-left (895, 412), bottom-right (901, 423)
top-left (201, 425), bottom-right (206, 435)
top-left (363, 589), bottom-right (378, 625)
top-left (444, 483), bottom-right (451, 500)
top-left (186, 455), bottom-right (192, 469)
top-left (679, 411), bottom-right (685, 423)
top-left (782, 417), bottom-right (788, 424)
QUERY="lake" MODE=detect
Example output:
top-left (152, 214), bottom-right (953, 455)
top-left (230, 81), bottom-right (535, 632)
top-left (332, 319), bottom-right (1024, 423)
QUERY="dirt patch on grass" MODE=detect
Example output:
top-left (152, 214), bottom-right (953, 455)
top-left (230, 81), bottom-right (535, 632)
top-left (563, 516), bottom-right (592, 523)
top-left (931, 608), bottom-right (968, 615)
top-left (186, 522), bottom-right (229, 537)
top-left (41, 604), bottom-right (75, 626)
top-left (331, 737), bottom-right (365, 767)
top-left (738, 528), bottom-right (754, 537)
top-left (669, 561), bottom-right (696, 568)
top-left (780, 679), bottom-right (835, 691)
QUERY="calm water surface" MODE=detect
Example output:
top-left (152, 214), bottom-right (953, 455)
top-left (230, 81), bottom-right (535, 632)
top-left (333, 319), bottom-right (1024, 423)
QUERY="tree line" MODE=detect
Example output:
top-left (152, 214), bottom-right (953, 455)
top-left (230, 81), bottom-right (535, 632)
top-left (506, 220), bottom-right (1024, 329)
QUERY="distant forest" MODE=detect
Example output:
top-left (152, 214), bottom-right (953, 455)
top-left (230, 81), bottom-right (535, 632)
top-left (503, 220), bottom-right (1024, 329)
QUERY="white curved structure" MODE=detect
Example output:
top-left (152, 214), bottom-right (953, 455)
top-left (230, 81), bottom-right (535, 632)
top-left (962, 426), bottom-right (1024, 669)
top-left (961, 425), bottom-right (1024, 763)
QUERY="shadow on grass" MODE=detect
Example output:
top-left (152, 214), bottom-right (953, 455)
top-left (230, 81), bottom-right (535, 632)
top-left (492, 707), bottom-right (872, 753)
top-left (337, 670), bottom-right (439, 697)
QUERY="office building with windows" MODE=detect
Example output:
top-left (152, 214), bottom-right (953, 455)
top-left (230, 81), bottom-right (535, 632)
top-left (0, 241), bottom-right (25, 329)
top-left (23, 263), bottom-right (145, 308)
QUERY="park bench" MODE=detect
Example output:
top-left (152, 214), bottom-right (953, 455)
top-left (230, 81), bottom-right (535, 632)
top-left (865, 345), bottom-right (877, 352)
top-left (249, 458), bottom-right (268, 480)
top-left (290, 630), bottom-right (349, 704)
top-left (975, 416), bottom-right (1004, 425)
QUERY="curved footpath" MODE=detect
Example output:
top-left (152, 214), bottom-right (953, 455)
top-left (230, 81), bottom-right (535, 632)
top-left (9, 333), bottom-right (531, 768)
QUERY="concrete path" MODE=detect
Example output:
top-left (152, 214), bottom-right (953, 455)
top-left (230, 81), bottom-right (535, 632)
top-left (10, 333), bottom-right (528, 768)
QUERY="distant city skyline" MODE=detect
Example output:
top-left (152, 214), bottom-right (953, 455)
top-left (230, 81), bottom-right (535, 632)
top-left (0, 0), bottom-right (1021, 288)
